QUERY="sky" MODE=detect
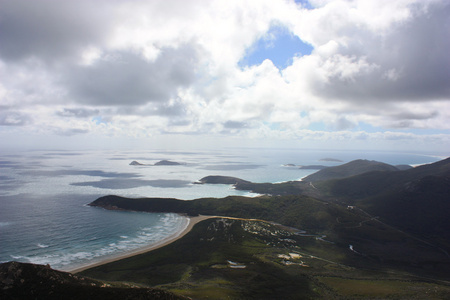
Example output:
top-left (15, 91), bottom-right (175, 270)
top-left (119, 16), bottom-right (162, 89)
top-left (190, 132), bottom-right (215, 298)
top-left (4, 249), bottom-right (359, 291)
top-left (0, 0), bottom-right (449, 153)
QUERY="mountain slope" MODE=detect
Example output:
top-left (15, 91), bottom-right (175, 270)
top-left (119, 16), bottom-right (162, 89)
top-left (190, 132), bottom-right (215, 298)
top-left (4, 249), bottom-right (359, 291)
top-left (303, 159), bottom-right (400, 182)
top-left (79, 217), bottom-right (450, 299)
top-left (316, 157), bottom-right (450, 243)
top-left (317, 157), bottom-right (450, 200)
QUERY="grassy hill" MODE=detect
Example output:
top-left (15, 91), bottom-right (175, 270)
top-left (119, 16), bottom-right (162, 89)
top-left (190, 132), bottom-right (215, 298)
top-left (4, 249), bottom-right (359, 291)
top-left (91, 194), bottom-right (343, 232)
top-left (90, 191), bottom-right (450, 278)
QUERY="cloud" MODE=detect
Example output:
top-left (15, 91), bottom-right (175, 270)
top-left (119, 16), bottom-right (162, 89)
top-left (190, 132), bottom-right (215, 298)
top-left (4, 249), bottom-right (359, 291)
top-left (56, 108), bottom-right (100, 118)
top-left (0, 0), bottom-right (112, 63)
top-left (0, 110), bottom-right (30, 126)
top-left (64, 46), bottom-right (199, 106)
top-left (223, 121), bottom-right (250, 129)
top-left (0, 0), bottom-right (448, 151)
top-left (287, 0), bottom-right (450, 104)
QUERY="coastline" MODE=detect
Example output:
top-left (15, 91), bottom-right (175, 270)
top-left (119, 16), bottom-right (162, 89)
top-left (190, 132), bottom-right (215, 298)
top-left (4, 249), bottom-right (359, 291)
top-left (68, 215), bottom-right (215, 274)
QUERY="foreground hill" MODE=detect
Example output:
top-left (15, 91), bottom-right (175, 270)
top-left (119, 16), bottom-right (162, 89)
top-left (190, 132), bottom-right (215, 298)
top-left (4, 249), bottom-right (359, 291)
top-left (90, 192), bottom-right (450, 278)
top-left (80, 217), bottom-right (450, 299)
top-left (0, 261), bottom-right (187, 300)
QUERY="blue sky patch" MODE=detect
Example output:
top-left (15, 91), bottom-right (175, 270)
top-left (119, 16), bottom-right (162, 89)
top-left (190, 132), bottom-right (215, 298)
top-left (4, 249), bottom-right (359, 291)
top-left (92, 116), bottom-right (107, 125)
top-left (295, 0), bottom-right (314, 10)
top-left (239, 25), bottom-right (313, 70)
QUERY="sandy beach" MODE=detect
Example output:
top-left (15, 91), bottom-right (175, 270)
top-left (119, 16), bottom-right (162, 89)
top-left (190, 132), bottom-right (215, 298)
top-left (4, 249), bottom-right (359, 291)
top-left (69, 215), bottom-right (215, 273)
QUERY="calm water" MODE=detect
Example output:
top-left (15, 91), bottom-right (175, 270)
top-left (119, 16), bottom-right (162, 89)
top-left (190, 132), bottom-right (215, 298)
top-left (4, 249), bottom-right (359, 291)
top-left (0, 148), bottom-right (442, 270)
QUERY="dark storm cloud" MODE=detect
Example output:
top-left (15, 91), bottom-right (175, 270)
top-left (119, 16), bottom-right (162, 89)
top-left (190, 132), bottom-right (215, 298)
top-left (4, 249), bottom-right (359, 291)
top-left (0, 0), bottom-right (110, 62)
top-left (390, 111), bottom-right (438, 121)
top-left (56, 108), bottom-right (100, 118)
top-left (65, 47), bottom-right (199, 106)
top-left (314, 1), bottom-right (450, 104)
top-left (333, 117), bottom-right (355, 130)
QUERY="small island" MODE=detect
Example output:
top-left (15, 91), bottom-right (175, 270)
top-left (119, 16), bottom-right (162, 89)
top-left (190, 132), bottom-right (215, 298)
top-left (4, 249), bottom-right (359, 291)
top-left (129, 160), bottom-right (184, 166)
top-left (154, 160), bottom-right (183, 166)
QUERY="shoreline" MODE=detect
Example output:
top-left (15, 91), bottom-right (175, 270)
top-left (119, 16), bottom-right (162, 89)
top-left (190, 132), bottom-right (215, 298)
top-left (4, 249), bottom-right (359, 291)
top-left (68, 215), bottom-right (215, 274)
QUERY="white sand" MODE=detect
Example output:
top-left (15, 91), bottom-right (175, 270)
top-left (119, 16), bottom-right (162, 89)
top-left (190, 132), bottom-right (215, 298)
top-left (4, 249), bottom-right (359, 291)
top-left (69, 215), bottom-right (215, 273)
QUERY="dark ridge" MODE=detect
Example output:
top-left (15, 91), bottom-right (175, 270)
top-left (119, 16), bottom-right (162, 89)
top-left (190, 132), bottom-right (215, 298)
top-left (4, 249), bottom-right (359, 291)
top-left (196, 175), bottom-right (304, 195)
top-left (90, 195), bottom-right (196, 215)
top-left (395, 164), bottom-right (413, 170)
top-left (0, 261), bottom-right (187, 300)
top-left (316, 157), bottom-right (450, 242)
top-left (298, 165), bottom-right (328, 170)
top-left (90, 194), bottom-right (342, 232)
top-left (303, 159), bottom-right (399, 182)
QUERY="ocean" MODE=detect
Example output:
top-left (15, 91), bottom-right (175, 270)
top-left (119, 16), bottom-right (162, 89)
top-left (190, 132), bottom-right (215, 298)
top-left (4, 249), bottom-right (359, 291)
top-left (0, 148), bottom-right (443, 271)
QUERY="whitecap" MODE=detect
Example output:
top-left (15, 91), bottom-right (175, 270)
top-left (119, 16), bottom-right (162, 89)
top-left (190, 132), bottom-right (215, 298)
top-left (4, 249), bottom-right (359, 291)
top-left (0, 222), bottom-right (12, 227)
top-left (37, 243), bottom-right (49, 248)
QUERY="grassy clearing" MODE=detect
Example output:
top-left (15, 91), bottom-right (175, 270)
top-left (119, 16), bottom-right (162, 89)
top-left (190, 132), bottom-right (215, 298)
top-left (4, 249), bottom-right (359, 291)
top-left (81, 218), bottom-right (322, 299)
top-left (318, 277), bottom-right (450, 299)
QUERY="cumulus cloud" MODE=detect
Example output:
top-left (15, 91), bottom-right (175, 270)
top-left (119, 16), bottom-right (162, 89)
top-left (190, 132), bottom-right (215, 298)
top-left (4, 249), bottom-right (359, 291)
top-left (0, 0), bottom-right (112, 63)
top-left (287, 0), bottom-right (450, 104)
top-left (56, 108), bottom-right (100, 118)
top-left (65, 46), bottom-right (199, 106)
top-left (0, 110), bottom-right (30, 126)
top-left (0, 0), bottom-right (448, 151)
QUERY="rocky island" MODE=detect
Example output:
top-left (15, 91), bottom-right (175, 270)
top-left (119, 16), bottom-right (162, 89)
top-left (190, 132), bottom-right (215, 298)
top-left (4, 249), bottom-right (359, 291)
top-left (129, 160), bottom-right (184, 166)
top-left (154, 160), bottom-right (183, 166)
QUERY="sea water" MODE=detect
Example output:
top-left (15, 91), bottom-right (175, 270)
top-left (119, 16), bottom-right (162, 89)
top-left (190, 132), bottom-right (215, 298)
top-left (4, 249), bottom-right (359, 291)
top-left (0, 148), bottom-right (442, 271)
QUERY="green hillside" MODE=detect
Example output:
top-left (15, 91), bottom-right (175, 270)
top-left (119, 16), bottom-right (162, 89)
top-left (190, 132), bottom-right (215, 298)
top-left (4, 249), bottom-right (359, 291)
top-left (302, 159), bottom-right (400, 182)
top-left (79, 217), bottom-right (450, 299)
top-left (315, 157), bottom-right (450, 243)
